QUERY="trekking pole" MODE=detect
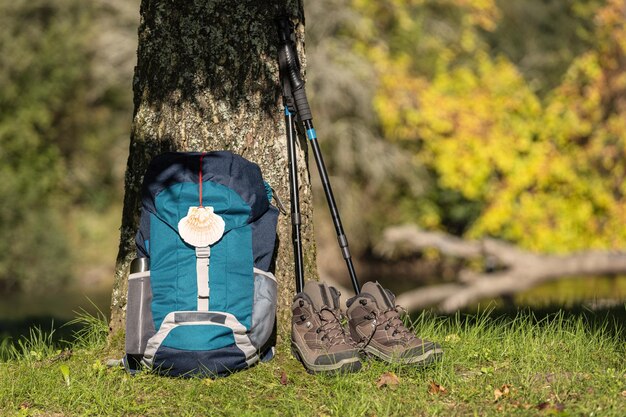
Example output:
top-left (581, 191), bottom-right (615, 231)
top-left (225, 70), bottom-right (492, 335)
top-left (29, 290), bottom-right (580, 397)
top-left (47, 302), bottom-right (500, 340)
top-left (278, 49), bottom-right (305, 293)
top-left (277, 17), bottom-right (360, 294)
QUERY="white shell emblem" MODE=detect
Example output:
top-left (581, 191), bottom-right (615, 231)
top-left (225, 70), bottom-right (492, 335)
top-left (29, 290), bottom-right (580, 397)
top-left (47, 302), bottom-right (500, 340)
top-left (177, 206), bottom-right (225, 247)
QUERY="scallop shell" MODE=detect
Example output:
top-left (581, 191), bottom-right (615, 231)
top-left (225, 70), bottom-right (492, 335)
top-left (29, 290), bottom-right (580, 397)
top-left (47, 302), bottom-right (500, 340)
top-left (177, 206), bottom-right (225, 247)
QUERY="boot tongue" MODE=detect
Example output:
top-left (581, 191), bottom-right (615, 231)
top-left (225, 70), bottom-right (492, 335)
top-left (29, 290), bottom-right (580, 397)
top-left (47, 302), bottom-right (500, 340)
top-left (303, 281), bottom-right (336, 311)
top-left (360, 281), bottom-right (395, 309)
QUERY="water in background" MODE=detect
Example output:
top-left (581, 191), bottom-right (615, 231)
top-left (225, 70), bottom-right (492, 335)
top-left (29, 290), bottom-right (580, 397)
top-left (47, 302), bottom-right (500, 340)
top-left (0, 287), bottom-right (111, 346)
top-left (1, 272), bottom-right (624, 348)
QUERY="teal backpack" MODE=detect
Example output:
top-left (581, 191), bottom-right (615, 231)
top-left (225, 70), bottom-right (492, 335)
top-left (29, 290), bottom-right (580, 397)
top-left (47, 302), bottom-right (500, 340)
top-left (124, 151), bottom-right (279, 377)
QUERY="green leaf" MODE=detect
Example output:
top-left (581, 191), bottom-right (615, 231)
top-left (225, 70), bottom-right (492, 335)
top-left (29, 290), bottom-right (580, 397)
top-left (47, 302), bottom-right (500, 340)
top-left (59, 364), bottom-right (71, 387)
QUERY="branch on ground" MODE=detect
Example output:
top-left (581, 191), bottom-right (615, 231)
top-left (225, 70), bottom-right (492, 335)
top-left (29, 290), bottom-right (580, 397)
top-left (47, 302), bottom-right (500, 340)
top-left (379, 225), bottom-right (626, 313)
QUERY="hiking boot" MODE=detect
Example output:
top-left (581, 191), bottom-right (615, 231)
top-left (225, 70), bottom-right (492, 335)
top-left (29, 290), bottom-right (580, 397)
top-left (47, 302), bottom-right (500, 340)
top-left (346, 281), bottom-right (443, 366)
top-left (291, 282), bottom-right (362, 374)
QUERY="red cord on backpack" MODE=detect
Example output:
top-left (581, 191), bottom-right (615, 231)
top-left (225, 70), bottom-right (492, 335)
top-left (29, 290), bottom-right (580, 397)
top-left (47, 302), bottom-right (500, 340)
top-left (199, 152), bottom-right (206, 207)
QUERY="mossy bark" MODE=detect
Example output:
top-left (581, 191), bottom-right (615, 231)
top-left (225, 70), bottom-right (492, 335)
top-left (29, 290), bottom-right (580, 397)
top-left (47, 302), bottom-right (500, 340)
top-left (109, 0), bottom-right (317, 343)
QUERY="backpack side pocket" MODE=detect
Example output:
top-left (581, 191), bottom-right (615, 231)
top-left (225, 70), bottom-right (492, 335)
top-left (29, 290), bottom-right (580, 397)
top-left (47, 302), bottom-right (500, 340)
top-left (125, 258), bottom-right (155, 370)
top-left (249, 268), bottom-right (277, 356)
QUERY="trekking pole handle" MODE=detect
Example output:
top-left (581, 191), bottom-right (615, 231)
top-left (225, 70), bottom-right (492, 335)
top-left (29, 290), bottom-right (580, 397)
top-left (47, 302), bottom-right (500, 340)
top-left (276, 17), bottom-right (313, 122)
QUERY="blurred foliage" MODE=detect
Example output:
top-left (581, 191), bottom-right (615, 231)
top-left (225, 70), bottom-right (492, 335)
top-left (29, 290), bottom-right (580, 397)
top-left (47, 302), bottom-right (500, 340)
top-left (1, 0), bottom-right (623, 295)
top-left (0, 0), bottom-right (135, 293)
top-left (351, 0), bottom-right (626, 253)
top-left (487, 0), bottom-right (604, 96)
top-left (307, 0), bottom-right (429, 254)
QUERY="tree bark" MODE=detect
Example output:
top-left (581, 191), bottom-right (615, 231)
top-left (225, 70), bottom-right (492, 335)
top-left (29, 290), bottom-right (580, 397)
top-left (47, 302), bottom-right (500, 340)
top-left (109, 0), bottom-right (316, 343)
top-left (380, 225), bottom-right (626, 312)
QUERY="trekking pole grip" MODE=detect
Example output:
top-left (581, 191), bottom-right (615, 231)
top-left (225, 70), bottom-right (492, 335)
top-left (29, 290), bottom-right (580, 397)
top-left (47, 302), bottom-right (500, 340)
top-left (276, 17), bottom-right (313, 122)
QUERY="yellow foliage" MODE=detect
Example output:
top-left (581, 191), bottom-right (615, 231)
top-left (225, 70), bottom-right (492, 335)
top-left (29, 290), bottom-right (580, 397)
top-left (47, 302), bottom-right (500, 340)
top-left (452, 0), bottom-right (500, 31)
top-left (355, 0), bottom-right (626, 252)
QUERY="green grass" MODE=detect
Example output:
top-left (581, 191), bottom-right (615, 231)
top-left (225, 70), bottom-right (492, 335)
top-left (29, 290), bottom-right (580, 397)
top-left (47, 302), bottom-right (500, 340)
top-left (1, 308), bottom-right (624, 416)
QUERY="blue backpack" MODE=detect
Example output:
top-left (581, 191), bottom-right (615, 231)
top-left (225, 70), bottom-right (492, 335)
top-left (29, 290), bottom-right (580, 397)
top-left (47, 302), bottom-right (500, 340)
top-left (124, 151), bottom-right (279, 377)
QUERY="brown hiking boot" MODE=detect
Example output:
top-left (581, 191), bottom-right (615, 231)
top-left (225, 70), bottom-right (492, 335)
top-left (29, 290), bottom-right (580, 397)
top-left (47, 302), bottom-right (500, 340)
top-left (291, 282), bottom-right (362, 374)
top-left (346, 281), bottom-right (443, 366)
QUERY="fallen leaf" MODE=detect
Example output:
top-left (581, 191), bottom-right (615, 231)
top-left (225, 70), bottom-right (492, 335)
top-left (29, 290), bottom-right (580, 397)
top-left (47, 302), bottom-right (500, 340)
top-left (201, 378), bottom-right (214, 386)
top-left (428, 381), bottom-right (447, 395)
top-left (376, 371), bottom-right (400, 389)
top-left (280, 371), bottom-right (288, 385)
top-left (621, 390), bottom-right (626, 398)
top-left (494, 384), bottom-right (511, 401)
top-left (19, 401), bottom-right (32, 410)
top-left (536, 402), bottom-right (550, 410)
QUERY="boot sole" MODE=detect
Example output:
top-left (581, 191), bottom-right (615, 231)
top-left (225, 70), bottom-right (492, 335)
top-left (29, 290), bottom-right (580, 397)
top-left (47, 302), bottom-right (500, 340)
top-left (291, 344), bottom-right (362, 375)
top-left (363, 345), bottom-right (444, 366)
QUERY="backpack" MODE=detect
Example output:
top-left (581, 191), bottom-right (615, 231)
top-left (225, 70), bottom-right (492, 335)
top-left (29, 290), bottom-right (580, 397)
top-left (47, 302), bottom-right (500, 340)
top-left (124, 151), bottom-right (279, 377)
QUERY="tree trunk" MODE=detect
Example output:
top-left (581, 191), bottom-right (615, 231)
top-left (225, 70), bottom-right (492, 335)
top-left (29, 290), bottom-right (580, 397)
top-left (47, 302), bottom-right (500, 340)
top-left (109, 0), bottom-right (316, 343)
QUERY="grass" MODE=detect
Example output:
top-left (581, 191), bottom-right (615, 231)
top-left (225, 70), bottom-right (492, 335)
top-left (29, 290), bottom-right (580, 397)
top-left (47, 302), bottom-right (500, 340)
top-left (1, 307), bottom-right (624, 416)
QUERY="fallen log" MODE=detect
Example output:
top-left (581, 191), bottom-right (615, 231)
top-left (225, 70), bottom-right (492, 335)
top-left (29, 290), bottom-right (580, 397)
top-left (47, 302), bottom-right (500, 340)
top-left (379, 225), bottom-right (626, 313)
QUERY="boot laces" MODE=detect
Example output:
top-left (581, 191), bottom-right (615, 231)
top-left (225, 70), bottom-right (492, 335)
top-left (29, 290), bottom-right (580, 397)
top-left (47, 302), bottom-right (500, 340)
top-left (379, 306), bottom-right (413, 341)
top-left (360, 305), bottom-right (414, 348)
top-left (317, 307), bottom-right (347, 347)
